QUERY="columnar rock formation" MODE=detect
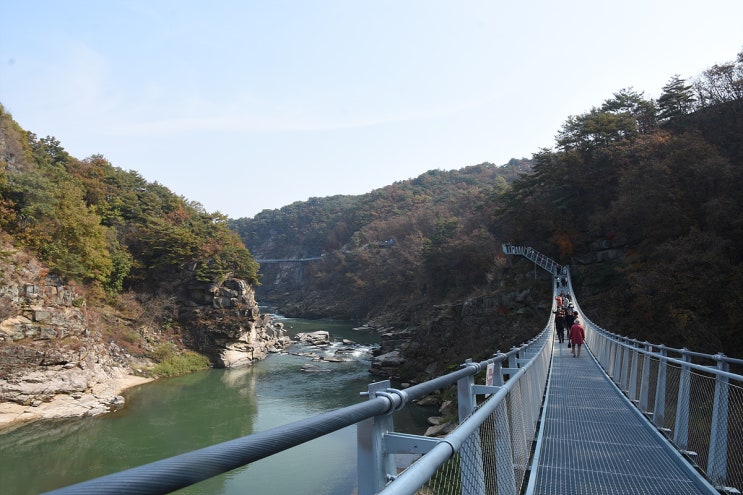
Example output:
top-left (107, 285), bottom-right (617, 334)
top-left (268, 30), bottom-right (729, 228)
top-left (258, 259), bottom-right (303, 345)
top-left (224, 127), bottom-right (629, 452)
top-left (181, 277), bottom-right (291, 368)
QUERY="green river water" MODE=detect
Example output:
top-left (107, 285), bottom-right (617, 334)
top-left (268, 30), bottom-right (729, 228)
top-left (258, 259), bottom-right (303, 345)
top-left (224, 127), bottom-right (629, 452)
top-left (0, 318), bottom-right (434, 495)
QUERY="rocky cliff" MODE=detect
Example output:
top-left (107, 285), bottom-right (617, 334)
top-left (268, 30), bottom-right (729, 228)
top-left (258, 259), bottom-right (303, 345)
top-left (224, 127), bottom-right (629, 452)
top-left (369, 277), bottom-right (550, 383)
top-left (180, 276), bottom-right (291, 368)
top-left (0, 236), bottom-right (287, 429)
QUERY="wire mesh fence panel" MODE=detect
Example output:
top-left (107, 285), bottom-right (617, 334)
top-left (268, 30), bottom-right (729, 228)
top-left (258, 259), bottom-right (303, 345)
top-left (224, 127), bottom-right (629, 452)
top-left (726, 381), bottom-right (743, 492)
top-left (415, 402), bottom-right (520, 495)
top-left (663, 361), bottom-right (682, 434)
top-left (506, 385), bottom-right (526, 492)
top-left (416, 453), bottom-right (462, 495)
top-left (478, 412), bottom-right (500, 494)
top-left (686, 370), bottom-right (715, 473)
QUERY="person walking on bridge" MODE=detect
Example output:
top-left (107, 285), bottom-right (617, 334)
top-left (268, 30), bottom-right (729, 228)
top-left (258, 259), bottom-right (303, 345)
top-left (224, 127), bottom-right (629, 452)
top-left (553, 308), bottom-right (566, 343)
top-left (569, 318), bottom-right (585, 357)
top-left (564, 308), bottom-right (576, 330)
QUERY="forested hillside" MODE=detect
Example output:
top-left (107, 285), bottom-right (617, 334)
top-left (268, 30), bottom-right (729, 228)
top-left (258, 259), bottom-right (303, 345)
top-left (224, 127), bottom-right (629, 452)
top-left (495, 54), bottom-right (743, 356)
top-left (0, 111), bottom-right (258, 295)
top-left (230, 160), bottom-right (532, 315)
top-left (233, 50), bottom-right (743, 373)
top-left (0, 105), bottom-right (262, 375)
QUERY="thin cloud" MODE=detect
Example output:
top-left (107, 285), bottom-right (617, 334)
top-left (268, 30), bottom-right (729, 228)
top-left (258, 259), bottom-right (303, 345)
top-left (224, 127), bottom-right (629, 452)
top-left (105, 94), bottom-right (502, 135)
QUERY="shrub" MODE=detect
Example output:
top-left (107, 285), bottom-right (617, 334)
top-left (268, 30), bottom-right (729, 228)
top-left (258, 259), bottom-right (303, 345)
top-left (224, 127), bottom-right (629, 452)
top-left (151, 347), bottom-right (210, 377)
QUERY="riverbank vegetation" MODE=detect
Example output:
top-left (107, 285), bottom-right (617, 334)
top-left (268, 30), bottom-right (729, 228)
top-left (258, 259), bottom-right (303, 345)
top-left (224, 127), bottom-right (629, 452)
top-left (150, 344), bottom-right (211, 377)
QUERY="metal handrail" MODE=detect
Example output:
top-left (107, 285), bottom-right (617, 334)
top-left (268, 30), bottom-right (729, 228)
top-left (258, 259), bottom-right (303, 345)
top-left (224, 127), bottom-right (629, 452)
top-left (373, 324), bottom-right (552, 495)
top-left (594, 334), bottom-right (743, 368)
top-left (43, 398), bottom-right (391, 495)
top-left (42, 326), bottom-right (551, 495)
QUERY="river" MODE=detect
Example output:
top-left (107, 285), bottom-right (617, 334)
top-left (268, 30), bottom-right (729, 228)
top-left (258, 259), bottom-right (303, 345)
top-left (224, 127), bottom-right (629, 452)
top-left (0, 318), bottom-right (435, 495)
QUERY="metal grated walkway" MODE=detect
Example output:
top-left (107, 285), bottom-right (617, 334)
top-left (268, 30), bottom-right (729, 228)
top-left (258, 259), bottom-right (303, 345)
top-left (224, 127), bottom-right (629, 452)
top-left (527, 339), bottom-right (718, 495)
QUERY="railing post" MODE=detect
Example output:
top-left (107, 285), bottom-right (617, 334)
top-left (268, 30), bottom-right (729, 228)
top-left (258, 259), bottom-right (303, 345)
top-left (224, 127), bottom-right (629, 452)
top-left (653, 347), bottom-right (668, 428)
top-left (593, 329), bottom-right (604, 367)
top-left (639, 342), bottom-right (651, 413)
top-left (611, 338), bottom-right (622, 382)
top-left (629, 341), bottom-right (640, 401)
top-left (357, 380), bottom-right (397, 495)
top-left (707, 354), bottom-right (730, 486)
top-left (673, 350), bottom-right (692, 449)
top-left (458, 359), bottom-right (477, 418)
top-left (457, 359), bottom-right (486, 495)
top-left (508, 347), bottom-right (519, 377)
top-left (491, 356), bottom-right (504, 391)
top-left (621, 339), bottom-right (633, 394)
top-left (514, 347), bottom-right (523, 367)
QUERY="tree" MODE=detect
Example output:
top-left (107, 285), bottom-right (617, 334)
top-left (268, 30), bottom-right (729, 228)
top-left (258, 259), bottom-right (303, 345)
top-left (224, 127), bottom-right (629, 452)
top-left (656, 75), bottom-right (695, 122)
top-left (693, 49), bottom-right (743, 107)
top-left (28, 134), bottom-right (71, 169)
top-left (35, 176), bottom-right (113, 283)
top-left (556, 89), bottom-right (655, 153)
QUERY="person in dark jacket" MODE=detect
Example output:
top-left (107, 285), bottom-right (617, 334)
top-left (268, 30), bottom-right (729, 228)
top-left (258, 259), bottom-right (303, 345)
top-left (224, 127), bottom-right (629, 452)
top-left (564, 309), bottom-right (576, 330)
top-left (553, 308), bottom-right (565, 343)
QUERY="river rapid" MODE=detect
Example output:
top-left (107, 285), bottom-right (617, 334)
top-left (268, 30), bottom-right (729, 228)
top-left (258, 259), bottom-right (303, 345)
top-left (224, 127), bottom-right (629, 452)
top-left (0, 318), bottom-right (434, 495)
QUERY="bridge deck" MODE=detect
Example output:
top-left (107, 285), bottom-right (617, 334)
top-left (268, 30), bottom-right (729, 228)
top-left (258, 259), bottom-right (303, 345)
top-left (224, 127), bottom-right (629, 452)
top-left (528, 339), bottom-right (716, 495)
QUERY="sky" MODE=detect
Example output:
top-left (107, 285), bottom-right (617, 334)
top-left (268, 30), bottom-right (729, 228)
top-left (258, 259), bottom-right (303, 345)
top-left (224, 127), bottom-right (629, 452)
top-left (1, 1), bottom-right (742, 219)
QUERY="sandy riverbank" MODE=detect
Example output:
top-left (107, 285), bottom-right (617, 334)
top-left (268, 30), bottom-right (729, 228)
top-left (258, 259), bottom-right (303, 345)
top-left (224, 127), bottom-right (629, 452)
top-left (0, 374), bottom-right (154, 432)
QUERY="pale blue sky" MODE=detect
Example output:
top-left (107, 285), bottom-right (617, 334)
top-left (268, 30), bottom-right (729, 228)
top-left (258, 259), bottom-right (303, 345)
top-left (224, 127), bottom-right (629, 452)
top-left (1, 1), bottom-right (741, 218)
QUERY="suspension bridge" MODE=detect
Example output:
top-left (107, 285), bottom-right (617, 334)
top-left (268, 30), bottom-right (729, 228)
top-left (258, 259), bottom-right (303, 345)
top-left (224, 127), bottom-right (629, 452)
top-left (44, 245), bottom-right (743, 495)
top-left (254, 256), bottom-right (323, 263)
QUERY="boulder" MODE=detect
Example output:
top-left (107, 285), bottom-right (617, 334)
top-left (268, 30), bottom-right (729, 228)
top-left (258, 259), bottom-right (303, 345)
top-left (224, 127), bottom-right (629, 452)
top-left (424, 422), bottom-right (456, 437)
top-left (371, 350), bottom-right (404, 367)
top-left (294, 331), bottom-right (330, 346)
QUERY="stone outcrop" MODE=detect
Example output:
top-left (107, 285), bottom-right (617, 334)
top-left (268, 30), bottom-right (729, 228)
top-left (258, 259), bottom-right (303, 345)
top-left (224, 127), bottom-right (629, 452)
top-left (0, 238), bottom-right (287, 429)
top-left (294, 330), bottom-right (330, 346)
top-left (370, 350), bottom-right (405, 376)
top-left (0, 242), bottom-right (152, 428)
top-left (180, 277), bottom-right (291, 368)
top-left (369, 289), bottom-right (547, 382)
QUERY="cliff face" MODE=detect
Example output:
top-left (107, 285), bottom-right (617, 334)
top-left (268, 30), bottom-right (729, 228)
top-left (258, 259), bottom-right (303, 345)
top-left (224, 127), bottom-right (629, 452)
top-left (369, 275), bottom-right (551, 383)
top-left (253, 261), bottom-right (324, 315)
top-left (0, 236), bottom-right (286, 428)
top-left (0, 238), bottom-right (139, 424)
top-left (180, 277), bottom-right (290, 367)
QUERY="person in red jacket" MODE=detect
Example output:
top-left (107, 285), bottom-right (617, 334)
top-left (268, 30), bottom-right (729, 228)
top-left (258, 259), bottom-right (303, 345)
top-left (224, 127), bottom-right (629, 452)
top-left (569, 318), bottom-right (585, 357)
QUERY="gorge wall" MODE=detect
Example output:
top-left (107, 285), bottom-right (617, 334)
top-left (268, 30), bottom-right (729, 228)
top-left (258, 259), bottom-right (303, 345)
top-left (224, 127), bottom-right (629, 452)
top-left (0, 237), bottom-right (287, 428)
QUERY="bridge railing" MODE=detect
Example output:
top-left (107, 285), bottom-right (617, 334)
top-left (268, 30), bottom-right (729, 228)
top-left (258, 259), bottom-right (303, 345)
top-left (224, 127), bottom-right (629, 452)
top-left (368, 322), bottom-right (553, 495)
top-left (566, 281), bottom-right (743, 494)
top-left (43, 321), bottom-right (553, 495)
top-left (502, 243), bottom-right (563, 277)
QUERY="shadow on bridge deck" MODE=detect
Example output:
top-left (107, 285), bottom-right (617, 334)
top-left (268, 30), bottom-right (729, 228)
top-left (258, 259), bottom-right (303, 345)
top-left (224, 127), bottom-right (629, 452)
top-left (527, 339), bottom-right (718, 495)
